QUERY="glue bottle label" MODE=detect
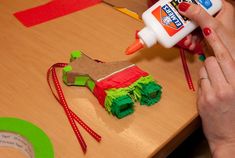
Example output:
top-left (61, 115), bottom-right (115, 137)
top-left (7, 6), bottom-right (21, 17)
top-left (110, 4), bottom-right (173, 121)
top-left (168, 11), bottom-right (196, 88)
top-left (152, 0), bottom-right (212, 36)
top-left (170, 0), bottom-right (198, 21)
top-left (126, 0), bottom-right (221, 54)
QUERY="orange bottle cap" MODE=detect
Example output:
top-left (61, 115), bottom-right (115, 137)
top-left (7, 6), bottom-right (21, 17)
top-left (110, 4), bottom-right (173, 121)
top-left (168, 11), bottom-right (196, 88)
top-left (125, 39), bottom-right (144, 55)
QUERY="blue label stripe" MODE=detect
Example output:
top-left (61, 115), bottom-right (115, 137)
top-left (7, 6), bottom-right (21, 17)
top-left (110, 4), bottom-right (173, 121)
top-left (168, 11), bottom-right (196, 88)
top-left (198, 0), bottom-right (212, 9)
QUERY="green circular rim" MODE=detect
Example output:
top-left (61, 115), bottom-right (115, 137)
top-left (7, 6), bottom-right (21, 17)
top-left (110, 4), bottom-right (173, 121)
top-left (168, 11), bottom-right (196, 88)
top-left (0, 117), bottom-right (54, 158)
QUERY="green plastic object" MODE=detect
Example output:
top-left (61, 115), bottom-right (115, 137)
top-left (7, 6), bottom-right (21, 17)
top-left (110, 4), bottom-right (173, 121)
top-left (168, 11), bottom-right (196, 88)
top-left (87, 79), bottom-right (95, 91)
top-left (70, 50), bottom-right (82, 61)
top-left (63, 65), bottom-right (72, 73)
top-left (111, 95), bottom-right (134, 119)
top-left (74, 76), bottom-right (89, 86)
top-left (62, 65), bottom-right (72, 83)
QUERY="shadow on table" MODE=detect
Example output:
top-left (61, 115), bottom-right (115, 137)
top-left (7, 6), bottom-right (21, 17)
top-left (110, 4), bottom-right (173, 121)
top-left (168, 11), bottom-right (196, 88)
top-left (165, 128), bottom-right (211, 158)
top-left (129, 44), bottom-right (196, 64)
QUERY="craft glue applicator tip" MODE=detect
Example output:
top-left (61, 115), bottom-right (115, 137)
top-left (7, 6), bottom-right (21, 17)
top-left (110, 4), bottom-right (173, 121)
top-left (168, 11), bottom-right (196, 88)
top-left (125, 39), bottom-right (144, 55)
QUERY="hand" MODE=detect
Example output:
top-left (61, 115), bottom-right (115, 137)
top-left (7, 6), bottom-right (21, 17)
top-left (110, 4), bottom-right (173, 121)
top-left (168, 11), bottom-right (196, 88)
top-left (178, 2), bottom-right (235, 157)
top-left (180, 0), bottom-right (235, 55)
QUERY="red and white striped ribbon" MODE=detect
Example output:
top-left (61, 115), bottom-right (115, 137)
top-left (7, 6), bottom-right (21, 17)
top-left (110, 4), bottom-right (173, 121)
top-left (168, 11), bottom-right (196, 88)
top-left (47, 63), bottom-right (101, 153)
top-left (179, 49), bottom-right (195, 91)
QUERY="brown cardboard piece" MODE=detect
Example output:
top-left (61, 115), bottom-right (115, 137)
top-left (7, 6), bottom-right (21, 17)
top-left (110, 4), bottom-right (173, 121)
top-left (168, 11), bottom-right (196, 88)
top-left (103, 0), bottom-right (149, 16)
top-left (66, 53), bottom-right (133, 84)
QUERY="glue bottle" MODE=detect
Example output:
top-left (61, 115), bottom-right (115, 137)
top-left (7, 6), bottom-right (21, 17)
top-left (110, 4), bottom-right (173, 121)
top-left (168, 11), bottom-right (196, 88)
top-left (125, 0), bottom-right (222, 55)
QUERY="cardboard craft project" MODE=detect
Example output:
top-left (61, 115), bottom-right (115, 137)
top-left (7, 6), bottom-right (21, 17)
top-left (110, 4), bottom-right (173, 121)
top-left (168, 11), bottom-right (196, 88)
top-left (63, 51), bottom-right (162, 119)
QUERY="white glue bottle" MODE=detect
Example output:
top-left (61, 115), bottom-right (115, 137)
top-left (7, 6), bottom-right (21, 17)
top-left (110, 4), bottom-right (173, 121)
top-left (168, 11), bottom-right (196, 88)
top-left (125, 0), bottom-right (222, 55)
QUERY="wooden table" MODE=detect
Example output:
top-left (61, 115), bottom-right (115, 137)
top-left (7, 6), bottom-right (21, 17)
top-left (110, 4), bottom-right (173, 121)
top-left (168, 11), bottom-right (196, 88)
top-left (0, 1), bottom-right (202, 158)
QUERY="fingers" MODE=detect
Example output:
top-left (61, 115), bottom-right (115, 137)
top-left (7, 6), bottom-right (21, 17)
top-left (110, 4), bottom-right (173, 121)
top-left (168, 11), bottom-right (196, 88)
top-left (204, 57), bottom-right (228, 88)
top-left (179, 2), bottom-right (235, 84)
top-left (178, 2), bottom-right (235, 59)
top-left (216, 0), bottom-right (235, 34)
top-left (202, 27), bottom-right (235, 85)
top-left (188, 36), bottom-right (197, 51)
top-left (177, 34), bottom-right (200, 52)
top-left (184, 34), bottom-right (192, 47)
top-left (202, 27), bottom-right (232, 62)
top-left (214, 0), bottom-right (235, 58)
top-left (177, 34), bottom-right (192, 48)
top-left (178, 2), bottom-right (221, 30)
top-left (199, 66), bottom-right (212, 94)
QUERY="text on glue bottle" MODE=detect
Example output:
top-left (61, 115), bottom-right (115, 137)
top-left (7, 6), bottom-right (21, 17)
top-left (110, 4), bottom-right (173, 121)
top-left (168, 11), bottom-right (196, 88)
top-left (125, 0), bottom-right (222, 55)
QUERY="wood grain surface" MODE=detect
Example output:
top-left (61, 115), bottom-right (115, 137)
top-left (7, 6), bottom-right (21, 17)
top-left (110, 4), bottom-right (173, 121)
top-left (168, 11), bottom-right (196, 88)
top-left (0, 1), bottom-right (202, 158)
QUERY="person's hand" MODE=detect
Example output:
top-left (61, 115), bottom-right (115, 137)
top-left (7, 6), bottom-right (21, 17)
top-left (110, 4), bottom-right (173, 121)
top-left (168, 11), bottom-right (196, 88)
top-left (178, 2), bottom-right (235, 157)
top-left (182, 0), bottom-right (235, 55)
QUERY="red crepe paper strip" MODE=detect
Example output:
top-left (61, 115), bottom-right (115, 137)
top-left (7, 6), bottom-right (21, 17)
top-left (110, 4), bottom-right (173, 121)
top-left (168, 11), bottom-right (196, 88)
top-left (97, 66), bottom-right (148, 90)
top-left (93, 87), bottom-right (107, 107)
top-left (93, 65), bottom-right (149, 106)
top-left (179, 48), bottom-right (195, 91)
top-left (14, 0), bottom-right (101, 27)
top-left (47, 63), bottom-right (101, 153)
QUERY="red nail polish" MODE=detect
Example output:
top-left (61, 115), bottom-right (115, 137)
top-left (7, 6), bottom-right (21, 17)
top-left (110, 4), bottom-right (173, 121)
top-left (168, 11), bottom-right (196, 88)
top-left (203, 27), bottom-right (212, 36)
top-left (181, 36), bottom-right (188, 43)
top-left (188, 42), bottom-right (192, 47)
top-left (178, 2), bottom-right (191, 12)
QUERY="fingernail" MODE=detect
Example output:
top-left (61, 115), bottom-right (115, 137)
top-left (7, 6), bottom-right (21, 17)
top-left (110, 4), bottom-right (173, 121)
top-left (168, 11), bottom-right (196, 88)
top-left (181, 36), bottom-right (188, 42)
top-left (203, 27), bottom-right (212, 36)
top-left (188, 42), bottom-right (193, 48)
top-left (179, 36), bottom-right (188, 45)
top-left (178, 2), bottom-right (191, 12)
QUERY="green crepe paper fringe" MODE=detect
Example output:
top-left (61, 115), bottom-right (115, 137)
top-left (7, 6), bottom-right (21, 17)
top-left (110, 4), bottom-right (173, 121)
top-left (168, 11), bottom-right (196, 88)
top-left (104, 75), bottom-right (162, 113)
top-left (111, 95), bottom-right (134, 119)
top-left (139, 82), bottom-right (162, 106)
top-left (105, 89), bottom-right (130, 113)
